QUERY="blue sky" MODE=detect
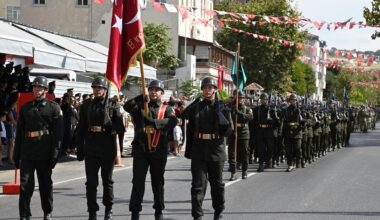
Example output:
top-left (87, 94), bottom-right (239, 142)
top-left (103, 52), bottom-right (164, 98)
top-left (294, 0), bottom-right (379, 51)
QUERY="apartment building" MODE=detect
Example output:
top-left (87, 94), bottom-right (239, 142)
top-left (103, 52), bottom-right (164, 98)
top-left (305, 34), bottom-right (327, 101)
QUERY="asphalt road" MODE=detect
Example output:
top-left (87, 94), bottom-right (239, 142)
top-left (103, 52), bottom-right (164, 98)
top-left (1, 125), bottom-right (380, 220)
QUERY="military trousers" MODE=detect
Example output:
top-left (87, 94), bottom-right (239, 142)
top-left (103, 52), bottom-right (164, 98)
top-left (19, 160), bottom-right (53, 218)
top-left (257, 136), bottom-right (274, 165)
top-left (285, 138), bottom-right (301, 166)
top-left (227, 134), bottom-right (236, 172)
top-left (85, 155), bottom-right (115, 213)
top-left (129, 155), bottom-right (167, 213)
top-left (237, 139), bottom-right (249, 172)
top-left (191, 159), bottom-right (225, 218)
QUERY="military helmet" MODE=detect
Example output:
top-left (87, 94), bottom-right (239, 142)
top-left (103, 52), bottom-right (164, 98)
top-left (148, 80), bottom-right (164, 92)
top-left (32, 76), bottom-right (49, 89)
top-left (260, 92), bottom-right (269, 100)
top-left (91, 76), bottom-right (107, 89)
top-left (201, 77), bottom-right (217, 89)
top-left (289, 93), bottom-right (297, 100)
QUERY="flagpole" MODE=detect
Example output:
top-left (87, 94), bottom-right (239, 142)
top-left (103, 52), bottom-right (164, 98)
top-left (138, 50), bottom-right (152, 151)
top-left (234, 42), bottom-right (240, 162)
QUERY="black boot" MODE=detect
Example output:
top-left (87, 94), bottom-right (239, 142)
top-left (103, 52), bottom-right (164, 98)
top-left (155, 210), bottom-right (164, 220)
top-left (242, 171), bottom-right (247, 179)
top-left (44, 213), bottom-right (52, 220)
top-left (20, 217), bottom-right (31, 220)
top-left (229, 172), bottom-right (237, 181)
top-left (214, 211), bottom-right (223, 220)
top-left (257, 164), bottom-right (264, 172)
top-left (131, 212), bottom-right (140, 220)
top-left (88, 212), bottom-right (97, 220)
top-left (104, 209), bottom-right (113, 220)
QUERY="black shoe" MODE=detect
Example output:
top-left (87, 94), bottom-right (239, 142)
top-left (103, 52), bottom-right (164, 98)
top-left (155, 214), bottom-right (164, 220)
top-left (242, 171), bottom-right (247, 179)
top-left (237, 163), bottom-right (241, 170)
top-left (214, 211), bottom-right (223, 220)
top-left (89, 212), bottom-right (97, 220)
top-left (20, 217), bottom-right (30, 220)
top-left (229, 172), bottom-right (237, 181)
top-left (248, 158), bottom-right (253, 164)
top-left (193, 217), bottom-right (202, 220)
top-left (44, 213), bottom-right (52, 220)
top-left (104, 210), bottom-right (113, 220)
top-left (131, 212), bottom-right (140, 220)
top-left (257, 164), bottom-right (264, 172)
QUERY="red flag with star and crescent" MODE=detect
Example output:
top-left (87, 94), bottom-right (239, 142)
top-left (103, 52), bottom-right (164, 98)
top-left (106, 0), bottom-right (145, 90)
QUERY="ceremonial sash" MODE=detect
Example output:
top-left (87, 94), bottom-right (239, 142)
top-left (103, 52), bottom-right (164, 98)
top-left (151, 104), bottom-right (167, 148)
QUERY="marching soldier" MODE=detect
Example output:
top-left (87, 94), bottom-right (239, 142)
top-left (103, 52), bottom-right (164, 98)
top-left (14, 76), bottom-right (64, 220)
top-left (76, 77), bottom-right (119, 220)
top-left (282, 94), bottom-right (303, 172)
top-left (252, 93), bottom-right (279, 172)
top-left (123, 80), bottom-right (176, 220)
top-left (228, 91), bottom-right (253, 180)
top-left (181, 77), bottom-right (231, 220)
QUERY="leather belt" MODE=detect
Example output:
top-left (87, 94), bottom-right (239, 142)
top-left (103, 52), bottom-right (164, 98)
top-left (259, 124), bottom-right (269, 128)
top-left (26, 130), bottom-right (49, 138)
top-left (196, 133), bottom-right (218, 140)
top-left (146, 127), bottom-right (155, 134)
top-left (237, 123), bottom-right (247, 128)
top-left (88, 126), bottom-right (105, 132)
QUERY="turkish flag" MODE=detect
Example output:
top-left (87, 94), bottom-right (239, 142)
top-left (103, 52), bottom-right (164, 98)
top-left (106, 0), bottom-right (145, 91)
top-left (94, 0), bottom-right (104, 4)
top-left (217, 66), bottom-right (224, 90)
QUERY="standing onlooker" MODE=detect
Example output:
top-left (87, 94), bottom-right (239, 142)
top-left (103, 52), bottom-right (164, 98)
top-left (67, 96), bottom-right (79, 154)
top-left (13, 76), bottom-right (64, 220)
top-left (173, 119), bottom-right (183, 156)
top-left (5, 93), bottom-right (18, 165)
top-left (110, 95), bottom-right (125, 156)
top-left (0, 109), bottom-right (7, 167)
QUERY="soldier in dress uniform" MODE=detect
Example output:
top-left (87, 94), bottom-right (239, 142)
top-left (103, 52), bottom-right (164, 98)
top-left (252, 93), bottom-right (279, 172)
top-left (14, 76), bottom-right (64, 220)
top-left (282, 94), bottom-right (303, 172)
top-left (228, 91), bottom-right (253, 180)
top-left (180, 77), bottom-right (231, 220)
top-left (76, 77), bottom-right (120, 220)
top-left (123, 80), bottom-right (176, 220)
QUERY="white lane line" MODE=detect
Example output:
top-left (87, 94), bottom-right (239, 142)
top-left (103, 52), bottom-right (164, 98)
top-left (0, 157), bottom-right (177, 198)
top-left (225, 172), bottom-right (257, 187)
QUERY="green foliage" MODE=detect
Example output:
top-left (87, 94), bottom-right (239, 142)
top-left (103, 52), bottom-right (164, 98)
top-left (364, 0), bottom-right (380, 39)
top-left (142, 23), bottom-right (178, 69)
top-left (215, 0), bottom-right (307, 92)
top-left (289, 60), bottom-right (316, 95)
top-left (325, 68), bottom-right (379, 105)
top-left (179, 80), bottom-right (200, 98)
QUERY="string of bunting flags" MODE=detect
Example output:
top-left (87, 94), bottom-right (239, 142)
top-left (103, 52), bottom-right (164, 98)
top-left (93, 0), bottom-right (379, 71)
top-left (93, 0), bottom-right (378, 30)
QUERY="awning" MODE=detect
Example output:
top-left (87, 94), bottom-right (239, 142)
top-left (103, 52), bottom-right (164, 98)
top-left (0, 21), bottom-right (33, 57)
top-left (1, 20), bottom-right (156, 79)
top-left (14, 23), bottom-right (107, 73)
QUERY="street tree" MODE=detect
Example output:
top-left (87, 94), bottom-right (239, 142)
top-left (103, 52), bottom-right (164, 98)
top-left (364, 0), bottom-right (380, 39)
top-left (142, 23), bottom-right (178, 70)
top-left (215, 0), bottom-right (306, 92)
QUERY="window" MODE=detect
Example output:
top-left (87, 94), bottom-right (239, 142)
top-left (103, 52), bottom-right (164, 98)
top-left (6, 6), bottom-right (20, 21)
top-left (77, 0), bottom-right (88, 6)
top-left (34, 0), bottom-right (45, 4)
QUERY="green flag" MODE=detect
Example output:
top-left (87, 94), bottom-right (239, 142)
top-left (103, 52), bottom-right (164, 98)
top-left (231, 52), bottom-right (247, 91)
